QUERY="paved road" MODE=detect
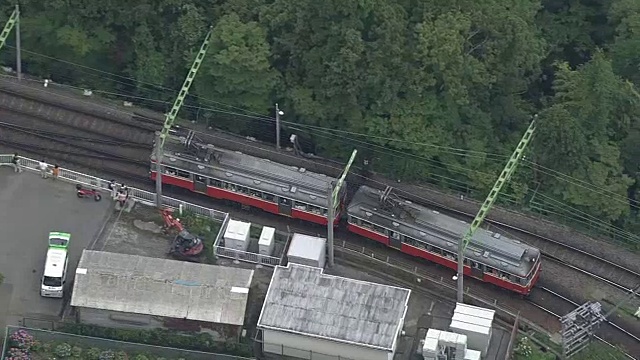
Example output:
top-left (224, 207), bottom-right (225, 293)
top-left (0, 167), bottom-right (111, 338)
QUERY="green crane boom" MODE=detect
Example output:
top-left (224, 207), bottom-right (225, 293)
top-left (155, 27), bottom-right (213, 207)
top-left (0, 8), bottom-right (18, 53)
top-left (158, 27), bottom-right (213, 147)
top-left (456, 115), bottom-right (537, 302)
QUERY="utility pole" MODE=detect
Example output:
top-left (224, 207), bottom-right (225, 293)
top-left (327, 149), bottom-right (358, 267)
top-left (0, 7), bottom-right (18, 53)
top-left (155, 27), bottom-right (213, 208)
top-left (275, 103), bottom-right (282, 150)
top-left (456, 116), bottom-right (537, 302)
top-left (327, 184), bottom-right (335, 266)
top-left (15, 4), bottom-right (20, 80)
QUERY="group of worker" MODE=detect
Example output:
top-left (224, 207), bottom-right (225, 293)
top-left (10, 153), bottom-right (131, 207)
top-left (108, 180), bottom-right (130, 207)
top-left (11, 153), bottom-right (60, 179)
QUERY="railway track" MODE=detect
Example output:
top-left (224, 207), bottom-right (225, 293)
top-left (487, 222), bottom-right (640, 293)
top-left (1, 76), bottom-right (638, 353)
top-left (528, 287), bottom-right (639, 358)
top-left (0, 84), bottom-right (157, 184)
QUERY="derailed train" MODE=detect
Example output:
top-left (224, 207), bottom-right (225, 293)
top-left (150, 132), bottom-right (541, 295)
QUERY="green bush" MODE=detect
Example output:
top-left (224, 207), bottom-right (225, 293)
top-left (99, 349), bottom-right (116, 360)
top-left (54, 342), bottom-right (72, 357)
top-left (86, 347), bottom-right (102, 360)
top-left (132, 355), bottom-right (149, 360)
top-left (114, 350), bottom-right (128, 360)
top-left (71, 346), bottom-right (83, 358)
top-left (58, 323), bottom-right (253, 357)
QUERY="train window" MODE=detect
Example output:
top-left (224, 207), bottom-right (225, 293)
top-left (294, 201), bottom-right (308, 211)
top-left (164, 167), bottom-right (177, 176)
top-left (279, 197), bottom-right (291, 206)
top-left (307, 204), bottom-right (323, 215)
top-left (210, 179), bottom-right (223, 187)
top-left (406, 237), bottom-right (424, 249)
top-left (249, 189), bottom-right (261, 198)
top-left (485, 266), bottom-right (497, 275)
top-left (176, 170), bottom-right (190, 178)
top-left (264, 193), bottom-right (275, 202)
top-left (372, 224), bottom-right (387, 235)
top-left (390, 231), bottom-right (401, 240)
top-left (195, 175), bottom-right (207, 183)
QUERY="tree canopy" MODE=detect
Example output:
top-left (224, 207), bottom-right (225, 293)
top-left (0, 0), bottom-right (639, 241)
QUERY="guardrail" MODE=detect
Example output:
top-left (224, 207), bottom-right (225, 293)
top-left (1, 154), bottom-right (277, 266)
top-left (0, 154), bottom-right (229, 221)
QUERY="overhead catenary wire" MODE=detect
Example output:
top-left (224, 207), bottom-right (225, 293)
top-left (2, 46), bottom-right (638, 215)
top-left (1, 71), bottom-right (635, 244)
top-left (3, 71), bottom-right (636, 214)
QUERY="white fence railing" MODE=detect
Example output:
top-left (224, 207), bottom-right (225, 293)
top-left (1, 154), bottom-right (281, 267)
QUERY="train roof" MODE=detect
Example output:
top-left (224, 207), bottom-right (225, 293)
top-left (347, 186), bottom-right (540, 277)
top-left (155, 135), bottom-right (336, 207)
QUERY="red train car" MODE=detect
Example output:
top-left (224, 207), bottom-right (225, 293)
top-left (346, 186), bottom-right (541, 295)
top-left (150, 132), bottom-right (344, 225)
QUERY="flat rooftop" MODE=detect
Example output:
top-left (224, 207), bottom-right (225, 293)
top-left (257, 263), bottom-right (411, 350)
top-left (71, 250), bottom-right (254, 326)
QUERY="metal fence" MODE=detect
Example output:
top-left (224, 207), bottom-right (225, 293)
top-left (2, 326), bottom-right (254, 360)
top-left (215, 245), bottom-right (281, 267)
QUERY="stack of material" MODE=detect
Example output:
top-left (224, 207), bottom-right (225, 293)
top-left (422, 329), bottom-right (481, 360)
top-left (223, 219), bottom-right (251, 251)
top-left (258, 226), bottom-right (276, 256)
top-left (449, 303), bottom-right (495, 357)
top-left (286, 233), bottom-right (326, 268)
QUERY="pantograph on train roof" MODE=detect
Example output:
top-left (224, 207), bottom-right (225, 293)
top-left (155, 132), bottom-right (338, 206)
top-left (348, 186), bottom-right (540, 275)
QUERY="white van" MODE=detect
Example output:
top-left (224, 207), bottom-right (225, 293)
top-left (41, 232), bottom-right (70, 298)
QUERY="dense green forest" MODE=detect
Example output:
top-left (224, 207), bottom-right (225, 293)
top-left (1, 0), bottom-right (639, 243)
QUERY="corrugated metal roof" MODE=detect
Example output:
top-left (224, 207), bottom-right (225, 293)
top-left (71, 250), bottom-right (254, 326)
top-left (257, 263), bottom-right (411, 350)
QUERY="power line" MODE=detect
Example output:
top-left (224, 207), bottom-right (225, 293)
top-left (4, 48), bottom-right (638, 215)
top-left (5, 45), bottom-right (276, 119)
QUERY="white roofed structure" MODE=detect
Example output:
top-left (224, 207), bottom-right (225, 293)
top-left (257, 263), bottom-right (411, 360)
top-left (71, 250), bottom-right (254, 337)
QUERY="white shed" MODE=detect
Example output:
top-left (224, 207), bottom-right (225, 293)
top-left (223, 219), bottom-right (251, 251)
top-left (258, 264), bottom-right (411, 360)
top-left (287, 233), bottom-right (326, 268)
top-left (450, 303), bottom-right (495, 357)
top-left (258, 226), bottom-right (275, 256)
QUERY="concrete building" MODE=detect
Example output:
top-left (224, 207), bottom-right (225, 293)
top-left (286, 233), bottom-right (326, 268)
top-left (70, 250), bottom-right (254, 341)
top-left (257, 263), bottom-right (411, 360)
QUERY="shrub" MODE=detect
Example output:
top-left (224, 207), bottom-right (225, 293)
top-left (132, 355), bottom-right (149, 360)
top-left (114, 350), bottom-right (128, 360)
top-left (58, 324), bottom-right (253, 357)
top-left (71, 346), bottom-right (83, 358)
top-left (99, 350), bottom-right (116, 360)
top-left (54, 343), bottom-right (72, 357)
top-left (85, 347), bottom-right (102, 360)
top-left (9, 329), bottom-right (36, 350)
top-left (5, 347), bottom-right (30, 360)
